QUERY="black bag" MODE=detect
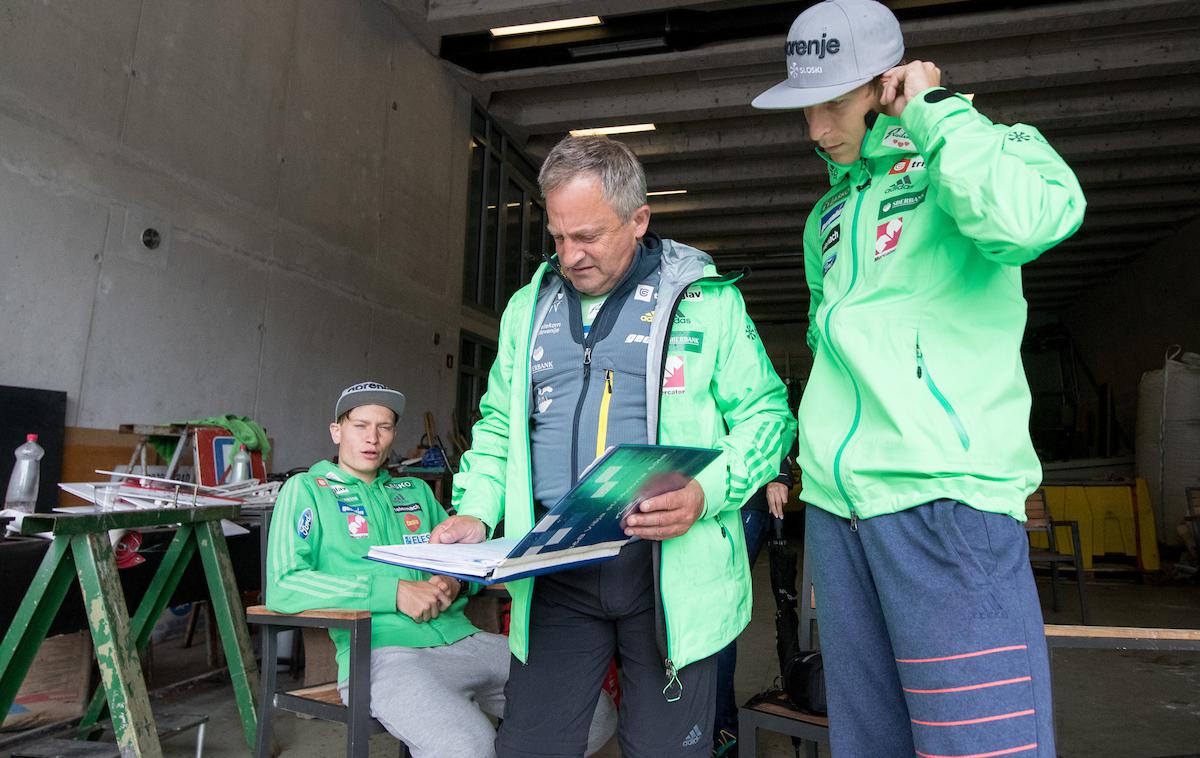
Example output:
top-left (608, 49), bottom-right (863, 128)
top-left (783, 649), bottom-right (827, 715)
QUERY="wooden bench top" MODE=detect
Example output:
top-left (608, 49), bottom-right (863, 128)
top-left (284, 682), bottom-right (344, 706)
top-left (246, 605), bottom-right (371, 621)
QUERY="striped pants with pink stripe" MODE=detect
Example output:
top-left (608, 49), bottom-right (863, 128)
top-left (806, 499), bottom-right (1055, 758)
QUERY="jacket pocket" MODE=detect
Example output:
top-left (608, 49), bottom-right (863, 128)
top-left (915, 333), bottom-right (971, 451)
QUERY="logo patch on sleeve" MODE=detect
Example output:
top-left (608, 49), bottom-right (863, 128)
top-left (346, 514), bottom-right (369, 538)
top-left (822, 225), bottom-right (840, 254)
top-left (819, 201), bottom-right (845, 235)
top-left (297, 508), bottom-right (313, 539)
top-left (822, 252), bottom-right (838, 276)
top-left (875, 218), bottom-right (904, 260)
top-left (821, 188), bottom-right (849, 212)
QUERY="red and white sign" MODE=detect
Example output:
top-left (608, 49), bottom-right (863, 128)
top-left (662, 355), bottom-right (686, 395)
top-left (888, 157), bottom-right (926, 174)
top-left (316, 477), bottom-right (328, 487)
top-left (347, 514), bottom-right (370, 538)
top-left (404, 514), bottom-right (421, 532)
top-left (875, 219), bottom-right (904, 260)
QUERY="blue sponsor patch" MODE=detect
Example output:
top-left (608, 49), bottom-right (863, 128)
top-left (822, 252), bottom-right (838, 276)
top-left (338, 501), bottom-right (366, 516)
top-left (819, 200), bottom-right (845, 235)
top-left (297, 508), bottom-right (313, 539)
top-left (402, 533), bottom-right (431, 545)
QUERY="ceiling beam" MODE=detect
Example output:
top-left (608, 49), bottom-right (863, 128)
top-left (470, 0), bottom-right (1198, 93)
top-left (489, 24), bottom-right (1200, 132)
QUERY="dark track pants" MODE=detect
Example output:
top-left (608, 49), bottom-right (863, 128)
top-left (496, 542), bottom-right (717, 758)
top-left (806, 500), bottom-right (1055, 758)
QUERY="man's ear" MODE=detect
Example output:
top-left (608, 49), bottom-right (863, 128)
top-left (631, 204), bottom-right (651, 239)
top-left (329, 422), bottom-right (342, 445)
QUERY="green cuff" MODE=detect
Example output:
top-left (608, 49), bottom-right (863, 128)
top-left (369, 576), bottom-right (400, 613)
top-left (900, 87), bottom-right (974, 155)
top-left (695, 454), bottom-right (729, 519)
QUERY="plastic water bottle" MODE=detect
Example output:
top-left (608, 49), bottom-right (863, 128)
top-left (230, 444), bottom-right (252, 483)
top-left (5, 434), bottom-right (44, 513)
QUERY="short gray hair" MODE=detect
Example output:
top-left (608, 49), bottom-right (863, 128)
top-left (538, 135), bottom-right (648, 223)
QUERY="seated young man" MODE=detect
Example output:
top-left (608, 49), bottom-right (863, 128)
top-left (267, 381), bottom-right (614, 757)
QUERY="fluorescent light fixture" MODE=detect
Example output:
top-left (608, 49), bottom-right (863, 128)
top-left (490, 16), bottom-right (602, 37)
top-left (569, 123), bottom-right (656, 137)
top-left (647, 189), bottom-right (687, 197)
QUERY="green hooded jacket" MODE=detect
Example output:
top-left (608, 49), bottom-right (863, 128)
top-left (452, 239), bottom-right (796, 673)
top-left (267, 461), bottom-right (478, 682)
top-left (798, 88), bottom-right (1086, 522)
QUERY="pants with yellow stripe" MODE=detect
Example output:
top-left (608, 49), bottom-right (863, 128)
top-left (806, 499), bottom-right (1055, 758)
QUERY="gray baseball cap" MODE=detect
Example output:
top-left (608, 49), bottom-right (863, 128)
top-left (334, 381), bottom-right (406, 422)
top-left (752, 0), bottom-right (904, 110)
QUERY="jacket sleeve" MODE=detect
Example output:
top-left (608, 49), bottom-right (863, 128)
top-left (774, 456), bottom-right (794, 488)
top-left (802, 212), bottom-right (824, 355)
top-left (265, 477), bottom-right (399, 614)
top-left (900, 87), bottom-right (1086, 266)
top-left (451, 298), bottom-right (523, 532)
top-left (696, 287), bottom-right (798, 517)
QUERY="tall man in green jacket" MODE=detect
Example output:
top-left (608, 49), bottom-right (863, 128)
top-left (752, 1), bottom-right (1085, 756)
top-left (433, 135), bottom-right (795, 757)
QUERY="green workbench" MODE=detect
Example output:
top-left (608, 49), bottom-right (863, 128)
top-left (0, 506), bottom-right (262, 756)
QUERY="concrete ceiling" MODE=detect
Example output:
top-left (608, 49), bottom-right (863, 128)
top-left (386, 0), bottom-right (1200, 325)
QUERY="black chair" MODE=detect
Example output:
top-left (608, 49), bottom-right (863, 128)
top-left (247, 605), bottom-right (405, 758)
top-left (1024, 489), bottom-right (1089, 624)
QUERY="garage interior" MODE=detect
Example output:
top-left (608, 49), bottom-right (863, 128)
top-left (0, 0), bottom-right (1198, 756)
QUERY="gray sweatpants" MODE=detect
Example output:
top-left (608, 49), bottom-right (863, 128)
top-left (339, 632), bottom-right (616, 758)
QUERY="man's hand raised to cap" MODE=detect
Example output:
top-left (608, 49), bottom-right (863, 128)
top-left (623, 479), bottom-right (706, 541)
top-left (430, 515), bottom-right (487, 545)
top-left (879, 60), bottom-right (942, 118)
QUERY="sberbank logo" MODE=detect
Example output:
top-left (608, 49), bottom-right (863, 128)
top-left (879, 189), bottom-right (927, 219)
top-left (669, 331), bottom-right (705, 353)
top-left (785, 34), bottom-right (840, 59)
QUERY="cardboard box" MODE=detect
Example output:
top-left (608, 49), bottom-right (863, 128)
top-left (2, 631), bottom-right (91, 731)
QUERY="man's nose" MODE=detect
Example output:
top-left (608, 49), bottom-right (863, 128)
top-left (558, 238), bottom-right (584, 265)
top-left (807, 113), bottom-right (830, 143)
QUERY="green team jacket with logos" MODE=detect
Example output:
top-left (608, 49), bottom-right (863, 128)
top-left (799, 88), bottom-right (1086, 523)
top-left (267, 461), bottom-right (478, 682)
top-left (452, 239), bottom-right (796, 672)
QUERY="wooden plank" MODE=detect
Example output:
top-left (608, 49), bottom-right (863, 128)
top-left (21, 506), bottom-right (238, 536)
top-left (246, 606), bottom-right (371, 621)
top-left (749, 700), bottom-right (830, 726)
top-left (284, 683), bottom-right (343, 706)
top-left (1045, 624), bottom-right (1200, 641)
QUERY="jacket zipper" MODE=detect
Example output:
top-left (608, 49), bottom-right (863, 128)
top-left (595, 369), bottom-right (614, 458)
top-left (651, 271), bottom-right (743, 701)
top-left (822, 167), bottom-right (870, 529)
top-left (916, 335), bottom-right (971, 451)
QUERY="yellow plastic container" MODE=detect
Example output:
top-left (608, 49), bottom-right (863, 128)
top-left (1034, 479), bottom-right (1159, 571)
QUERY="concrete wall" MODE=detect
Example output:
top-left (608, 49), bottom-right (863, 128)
top-left (1062, 217), bottom-right (1200, 436)
top-left (0, 0), bottom-right (475, 470)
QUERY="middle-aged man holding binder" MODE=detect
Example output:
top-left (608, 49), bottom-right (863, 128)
top-left (751, 1), bottom-right (1086, 756)
top-left (433, 135), bottom-right (795, 758)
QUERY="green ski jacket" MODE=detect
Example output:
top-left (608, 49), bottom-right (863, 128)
top-left (453, 239), bottom-right (796, 673)
top-left (267, 461), bottom-right (478, 682)
top-left (799, 88), bottom-right (1086, 523)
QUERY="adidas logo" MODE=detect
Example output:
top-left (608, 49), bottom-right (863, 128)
top-left (885, 175), bottom-right (913, 194)
top-left (682, 724), bottom-right (703, 747)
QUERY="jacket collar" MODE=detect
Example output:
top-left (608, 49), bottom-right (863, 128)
top-left (309, 459), bottom-right (391, 487)
top-left (815, 110), bottom-right (917, 187)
